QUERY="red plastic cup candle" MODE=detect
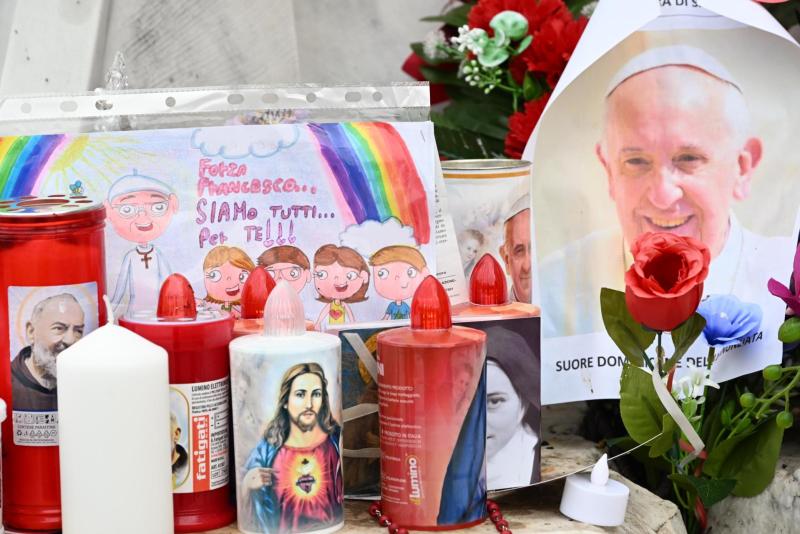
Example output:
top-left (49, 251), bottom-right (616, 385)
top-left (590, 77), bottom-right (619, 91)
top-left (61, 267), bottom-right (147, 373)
top-left (377, 276), bottom-right (487, 530)
top-left (452, 254), bottom-right (540, 318)
top-left (0, 196), bottom-right (106, 531)
top-left (119, 274), bottom-right (235, 532)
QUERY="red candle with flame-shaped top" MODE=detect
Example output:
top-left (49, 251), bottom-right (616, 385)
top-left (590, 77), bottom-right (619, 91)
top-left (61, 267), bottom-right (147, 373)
top-left (453, 254), bottom-right (540, 318)
top-left (119, 274), bottom-right (235, 532)
top-left (377, 276), bottom-right (487, 530)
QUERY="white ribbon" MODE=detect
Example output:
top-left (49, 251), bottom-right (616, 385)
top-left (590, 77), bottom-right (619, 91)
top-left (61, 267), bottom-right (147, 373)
top-left (343, 332), bottom-right (379, 382)
top-left (651, 370), bottom-right (705, 467)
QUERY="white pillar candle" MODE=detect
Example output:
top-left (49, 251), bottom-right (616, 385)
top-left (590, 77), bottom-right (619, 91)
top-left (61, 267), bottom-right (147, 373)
top-left (57, 298), bottom-right (174, 534)
top-left (559, 454), bottom-right (629, 527)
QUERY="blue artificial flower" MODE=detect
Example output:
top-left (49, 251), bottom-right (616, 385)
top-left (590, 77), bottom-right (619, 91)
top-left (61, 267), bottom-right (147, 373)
top-left (697, 294), bottom-right (762, 347)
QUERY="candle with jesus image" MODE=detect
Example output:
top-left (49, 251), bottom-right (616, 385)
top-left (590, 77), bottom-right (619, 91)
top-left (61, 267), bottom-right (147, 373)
top-left (230, 281), bottom-right (343, 534)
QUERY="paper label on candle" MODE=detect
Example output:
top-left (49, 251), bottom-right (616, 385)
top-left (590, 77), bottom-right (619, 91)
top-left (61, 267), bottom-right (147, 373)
top-left (170, 377), bottom-right (230, 493)
top-left (6, 282), bottom-right (100, 447)
top-left (11, 411), bottom-right (58, 446)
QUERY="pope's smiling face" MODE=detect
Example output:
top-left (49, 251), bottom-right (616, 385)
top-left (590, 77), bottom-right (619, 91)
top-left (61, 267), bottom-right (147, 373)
top-left (597, 66), bottom-right (761, 259)
top-left (106, 190), bottom-right (178, 245)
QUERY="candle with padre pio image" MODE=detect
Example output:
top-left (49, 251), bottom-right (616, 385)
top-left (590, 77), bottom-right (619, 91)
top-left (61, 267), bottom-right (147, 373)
top-left (119, 274), bottom-right (235, 532)
top-left (230, 280), bottom-right (343, 534)
top-left (377, 276), bottom-right (487, 530)
top-left (0, 196), bottom-right (106, 532)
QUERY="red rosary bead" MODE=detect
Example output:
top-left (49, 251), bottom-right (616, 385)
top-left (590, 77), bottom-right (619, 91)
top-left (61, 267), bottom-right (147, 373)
top-left (378, 515), bottom-right (391, 527)
top-left (490, 510), bottom-right (503, 522)
top-left (389, 523), bottom-right (400, 534)
top-left (496, 518), bottom-right (509, 529)
top-left (369, 503), bottom-right (382, 517)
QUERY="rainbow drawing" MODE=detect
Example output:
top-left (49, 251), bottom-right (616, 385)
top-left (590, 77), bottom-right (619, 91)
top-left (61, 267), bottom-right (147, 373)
top-left (309, 122), bottom-right (431, 245)
top-left (0, 135), bottom-right (68, 197)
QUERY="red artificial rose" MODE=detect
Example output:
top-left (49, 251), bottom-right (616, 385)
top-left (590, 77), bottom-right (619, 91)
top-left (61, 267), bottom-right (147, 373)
top-left (520, 15), bottom-right (587, 88)
top-left (504, 93), bottom-right (550, 158)
top-left (624, 233), bottom-right (711, 332)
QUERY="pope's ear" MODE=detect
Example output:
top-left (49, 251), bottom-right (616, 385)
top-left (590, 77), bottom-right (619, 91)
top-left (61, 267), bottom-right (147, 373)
top-left (596, 142), bottom-right (615, 200)
top-left (734, 137), bottom-right (763, 201)
top-left (169, 193), bottom-right (180, 213)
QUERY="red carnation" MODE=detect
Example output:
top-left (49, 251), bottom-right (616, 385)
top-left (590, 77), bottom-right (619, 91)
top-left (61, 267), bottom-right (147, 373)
top-left (504, 93), bottom-right (550, 159)
top-left (468, 0), bottom-right (572, 36)
top-left (521, 15), bottom-right (588, 88)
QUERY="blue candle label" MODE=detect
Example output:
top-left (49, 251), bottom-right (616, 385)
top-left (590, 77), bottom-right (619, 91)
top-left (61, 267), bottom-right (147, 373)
top-left (7, 282), bottom-right (99, 447)
top-left (170, 377), bottom-right (231, 493)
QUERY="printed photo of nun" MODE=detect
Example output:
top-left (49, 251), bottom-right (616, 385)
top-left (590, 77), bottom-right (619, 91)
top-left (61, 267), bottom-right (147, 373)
top-left (484, 324), bottom-right (540, 489)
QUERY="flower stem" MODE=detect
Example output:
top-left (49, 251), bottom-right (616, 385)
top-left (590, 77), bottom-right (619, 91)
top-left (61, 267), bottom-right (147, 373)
top-left (657, 331), bottom-right (665, 376)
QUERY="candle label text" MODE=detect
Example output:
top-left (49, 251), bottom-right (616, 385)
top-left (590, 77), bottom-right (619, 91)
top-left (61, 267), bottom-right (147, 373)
top-left (170, 377), bottom-right (230, 493)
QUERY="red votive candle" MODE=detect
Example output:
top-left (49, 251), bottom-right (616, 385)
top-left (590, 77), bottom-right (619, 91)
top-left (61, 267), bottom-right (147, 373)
top-left (0, 195), bottom-right (106, 531)
top-left (120, 273), bottom-right (235, 532)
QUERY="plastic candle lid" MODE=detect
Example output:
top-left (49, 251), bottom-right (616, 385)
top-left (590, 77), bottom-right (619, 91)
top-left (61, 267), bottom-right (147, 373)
top-left (469, 254), bottom-right (508, 306)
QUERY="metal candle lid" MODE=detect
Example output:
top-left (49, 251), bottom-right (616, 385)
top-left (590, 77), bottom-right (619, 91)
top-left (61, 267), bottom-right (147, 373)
top-left (0, 195), bottom-right (104, 234)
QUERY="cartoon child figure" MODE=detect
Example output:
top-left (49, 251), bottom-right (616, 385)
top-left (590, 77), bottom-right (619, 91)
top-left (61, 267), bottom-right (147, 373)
top-left (313, 245), bottom-right (370, 329)
top-left (369, 245), bottom-right (429, 320)
top-left (459, 229), bottom-right (485, 278)
top-left (257, 245), bottom-right (312, 295)
top-left (106, 171), bottom-right (179, 317)
top-left (200, 245), bottom-right (255, 318)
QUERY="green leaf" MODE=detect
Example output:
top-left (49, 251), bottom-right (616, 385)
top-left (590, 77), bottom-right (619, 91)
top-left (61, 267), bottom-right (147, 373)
top-left (522, 73), bottom-right (545, 101)
top-left (477, 42), bottom-right (509, 68)
top-left (515, 34), bottom-right (533, 55)
top-left (430, 116), bottom-right (506, 160)
top-left (567, 0), bottom-right (597, 17)
top-left (779, 317), bottom-right (800, 344)
top-left (420, 4), bottom-right (473, 27)
top-left (668, 475), bottom-right (736, 508)
top-left (410, 42), bottom-right (452, 66)
top-left (489, 11), bottom-right (529, 41)
top-left (442, 100), bottom-right (509, 140)
top-left (649, 413), bottom-right (676, 458)
top-left (664, 313), bottom-right (706, 372)
top-left (703, 420), bottom-right (784, 497)
top-left (601, 288), bottom-right (656, 367)
top-left (620, 363), bottom-right (666, 444)
top-left (419, 66), bottom-right (461, 86)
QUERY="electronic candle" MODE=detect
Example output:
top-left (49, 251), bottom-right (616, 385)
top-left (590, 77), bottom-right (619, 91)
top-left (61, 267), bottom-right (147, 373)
top-left (230, 281), bottom-right (344, 534)
top-left (376, 276), bottom-right (487, 530)
top-left (0, 195), bottom-right (106, 531)
top-left (119, 274), bottom-right (235, 532)
top-left (453, 254), bottom-right (540, 319)
top-left (57, 297), bottom-right (173, 534)
top-left (234, 266), bottom-right (277, 338)
top-left (235, 266), bottom-right (314, 338)
top-left (560, 454), bottom-right (630, 527)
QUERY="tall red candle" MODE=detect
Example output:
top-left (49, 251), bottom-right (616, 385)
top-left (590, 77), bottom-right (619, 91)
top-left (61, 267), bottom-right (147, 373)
top-left (377, 276), bottom-right (487, 530)
top-left (119, 274), bottom-right (235, 532)
top-left (0, 195), bottom-right (106, 531)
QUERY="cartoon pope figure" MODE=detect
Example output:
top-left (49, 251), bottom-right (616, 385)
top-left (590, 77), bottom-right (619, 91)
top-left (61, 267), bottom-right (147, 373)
top-left (105, 171), bottom-right (179, 316)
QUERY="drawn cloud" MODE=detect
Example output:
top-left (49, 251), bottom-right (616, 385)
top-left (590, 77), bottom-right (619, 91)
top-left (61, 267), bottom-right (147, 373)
top-left (339, 217), bottom-right (418, 258)
top-left (190, 126), bottom-right (300, 159)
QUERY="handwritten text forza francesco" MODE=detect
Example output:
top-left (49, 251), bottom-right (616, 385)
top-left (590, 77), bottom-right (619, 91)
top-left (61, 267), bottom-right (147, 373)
top-left (194, 158), bottom-right (335, 248)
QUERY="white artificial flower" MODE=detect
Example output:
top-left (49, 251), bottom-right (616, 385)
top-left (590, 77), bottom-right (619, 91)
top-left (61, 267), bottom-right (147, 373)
top-left (672, 368), bottom-right (719, 401)
top-left (581, 1), bottom-right (598, 17)
top-left (450, 26), bottom-right (488, 55)
top-left (423, 29), bottom-right (448, 60)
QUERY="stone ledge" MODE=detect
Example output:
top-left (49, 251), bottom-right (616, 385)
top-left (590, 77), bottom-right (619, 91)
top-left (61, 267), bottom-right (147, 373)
top-left (203, 435), bottom-right (686, 533)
